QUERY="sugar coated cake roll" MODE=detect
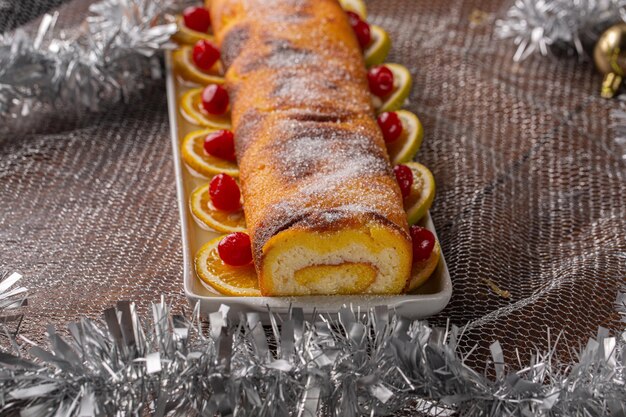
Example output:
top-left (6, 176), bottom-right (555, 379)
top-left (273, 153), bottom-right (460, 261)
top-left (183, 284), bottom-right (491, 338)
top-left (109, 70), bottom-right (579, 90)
top-left (209, 0), bottom-right (413, 295)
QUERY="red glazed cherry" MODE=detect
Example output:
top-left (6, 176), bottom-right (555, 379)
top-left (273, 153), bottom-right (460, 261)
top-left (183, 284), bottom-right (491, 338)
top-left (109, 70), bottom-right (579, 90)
top-left (393, 164), bottom-right (413, 198)
top-left (192, 40), bottom-right (220, 71)
top-left (410, 226), bottom-right (435, 262)
top-left (209, 173), bottom-right (241, 212)
top-left (218, 232), bottom-right (253, 266)
top-left (345, 11), bottom-right (371, 49)
top-left (346, 11), bottom-right (361, 26)
top-left (201, 84), bottom-right (229, 115)
top-left (204, 130), bottom-right (236, 161)
top-left (377, 112), bottom-right (403, 143)
top-left (352, 20), bottom-right (371, 49)
top-left (183, 6), bottom-right (211, 33)
top-left (368, 65), bottom-right (395, 97)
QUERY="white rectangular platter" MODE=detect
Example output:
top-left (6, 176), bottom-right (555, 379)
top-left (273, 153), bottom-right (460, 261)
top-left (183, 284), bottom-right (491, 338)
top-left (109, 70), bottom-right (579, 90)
top-left (165, 52), bottom-right (452, 320)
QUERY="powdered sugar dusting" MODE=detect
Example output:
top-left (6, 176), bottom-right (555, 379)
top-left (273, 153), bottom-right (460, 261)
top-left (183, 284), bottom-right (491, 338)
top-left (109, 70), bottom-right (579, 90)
top-left (236, 39), bottom-right (316, 75)
top-left (273, 119), bottom-right (388, 188)
top-left (220, 24), bottom-right (250, 68)
top-left (264, 40), bottom-right (315, 69)
top-left (247, 0), bottom-right (308, 9)
top-left (269, 67), bottom-right (369, 115)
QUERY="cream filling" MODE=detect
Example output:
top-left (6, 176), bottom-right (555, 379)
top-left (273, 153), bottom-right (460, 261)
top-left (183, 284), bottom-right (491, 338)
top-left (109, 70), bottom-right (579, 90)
top-left (260, 226), bottom-right (412, 295)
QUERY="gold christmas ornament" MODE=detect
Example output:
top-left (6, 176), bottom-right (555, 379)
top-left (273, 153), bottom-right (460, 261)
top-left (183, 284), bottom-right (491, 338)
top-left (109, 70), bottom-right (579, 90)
top-left (594, 23), bottom-right (626, 99)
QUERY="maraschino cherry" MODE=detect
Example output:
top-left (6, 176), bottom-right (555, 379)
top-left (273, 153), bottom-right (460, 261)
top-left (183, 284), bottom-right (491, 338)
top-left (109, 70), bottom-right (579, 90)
top-left (410, 226), bottom-right (435, 262)
top-left (346, 11), bottom-right (361, 26)
top-left (377, 112), bottom-right (403, 143)
top-left (204, 130), bottom-right (236, 161)
top-left (345, 11), bottom-right (371, 49)
top-left (368, 65), bottom-right (394, 97)
top-left (201, 84), bottom-right (229, 115)
top-left (393, 164), bottom-right (413, 198)
top-left (192, 40), bottom-right (220, 71)
top-left (218, 232), bottom-right (253, 266)
top-left (209, 173), bottom-right (241, 212)
top-left (182, 6), bottom-right (211, 33)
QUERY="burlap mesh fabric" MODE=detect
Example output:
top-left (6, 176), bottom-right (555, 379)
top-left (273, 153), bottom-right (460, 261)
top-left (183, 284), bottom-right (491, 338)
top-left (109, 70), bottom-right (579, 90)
top-left (1, 0), bottom-right (625, 376)
top-left (0, 0), bottom-right (67, 32)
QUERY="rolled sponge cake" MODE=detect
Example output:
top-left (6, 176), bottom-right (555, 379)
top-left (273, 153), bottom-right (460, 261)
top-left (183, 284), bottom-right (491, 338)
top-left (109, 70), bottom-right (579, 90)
top-left (209, 0), bottom-right (413, 295)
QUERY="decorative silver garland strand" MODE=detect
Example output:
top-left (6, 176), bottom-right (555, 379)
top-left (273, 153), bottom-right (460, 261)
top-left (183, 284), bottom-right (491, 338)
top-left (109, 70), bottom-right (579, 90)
top-left (0, 0), bottom-right (179, 134)
top-left (496, 0), bottom-right (626, 61)
top-left (0, 275), bottom-right (624, 416)
top-left (0, 271), bottom-right (27, 326)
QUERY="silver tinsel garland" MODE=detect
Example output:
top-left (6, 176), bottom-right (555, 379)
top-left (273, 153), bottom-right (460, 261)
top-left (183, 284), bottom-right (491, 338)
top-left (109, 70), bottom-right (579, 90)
top-left (0, 271), bottom-right (27, 328)
top-left (0, 278), bottom-right (624, 416)
top-left (496, 0), bottom-right (626, 61)
top-left (0, 0), bottom-right (179, 133)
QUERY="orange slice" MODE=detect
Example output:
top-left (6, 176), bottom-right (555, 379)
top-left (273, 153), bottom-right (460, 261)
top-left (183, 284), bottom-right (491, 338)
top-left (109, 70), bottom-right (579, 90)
top-left (403, 162), bottom-right (435, 225)
top-left (406, 240), bottom-right (441, 291)
top-left (190, 183), bottom-right (246, 233)
top-left (181, 129), bottom-right (239, 178)
top-left (386, 110), bottom-right (424, 165)
top-left (172, 16), bottom-right (215, 45)
top-left (173, 47), bottom-right (225, 86)
top-left (364, 25), bottom-right (391, 67)
top-left (180, 88), bottom-right (232, 129)
top-left (195, 236), bottom-right (261, 296)
top-left (372, 63), bottom-right (412, 113)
